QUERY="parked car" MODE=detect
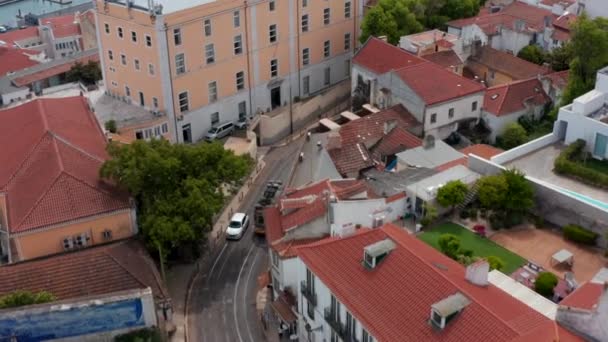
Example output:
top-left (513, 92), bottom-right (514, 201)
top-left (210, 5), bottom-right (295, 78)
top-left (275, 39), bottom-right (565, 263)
top-left (235, 117), bottom-right (248, 129)
top-left (204, 121), bottom-right (234, 141)
top-left (0, 26), bottom-right (7, 33)
top-left (226, 213), bottom-right (250, 240)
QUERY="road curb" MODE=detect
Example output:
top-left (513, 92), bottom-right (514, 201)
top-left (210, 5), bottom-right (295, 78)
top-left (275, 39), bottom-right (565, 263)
top-left (184, 158), bottom-right (267, 342)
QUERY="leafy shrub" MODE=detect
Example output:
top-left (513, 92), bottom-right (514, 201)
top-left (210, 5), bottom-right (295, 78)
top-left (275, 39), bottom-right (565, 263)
top-left (563, 224), bottom-right (598, 245)
top-left (114, 327), bottom-right (162, 342)
top-left (499, 122), bottom-right (528, 149)
top-left (554, 139), bottom-right (608, 188)
top-left (504, 212), bottom-right (524, 228)
top-left (438, 234), bottom-right (461, 260)
top-left (534, 272), bottom-right (558, 298)
top-left (0, 290), bottom-right (55, 309)
top-left (105, 120), bottom-right (118, 134)
top-left (486, 256), bottom-right (505, 271)
top-left (459, 209), bottom-right (469, 219)
top-left (489, 211), bottom-right (506, 230)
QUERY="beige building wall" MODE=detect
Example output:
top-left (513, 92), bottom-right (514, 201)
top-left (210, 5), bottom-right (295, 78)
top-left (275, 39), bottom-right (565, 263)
top-left (95, 0), bottom-right (362, 143)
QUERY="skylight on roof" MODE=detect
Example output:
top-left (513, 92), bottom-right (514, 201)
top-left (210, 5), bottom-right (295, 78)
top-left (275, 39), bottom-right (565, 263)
top-left (491, 94), bottom-right (499, 100)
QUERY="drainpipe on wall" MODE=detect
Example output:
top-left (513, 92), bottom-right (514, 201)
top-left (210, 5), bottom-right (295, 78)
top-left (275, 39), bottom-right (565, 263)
top-left (244, 1), bottom-right (254, 121)
top-left (162, 22), bottom-right (180, 143)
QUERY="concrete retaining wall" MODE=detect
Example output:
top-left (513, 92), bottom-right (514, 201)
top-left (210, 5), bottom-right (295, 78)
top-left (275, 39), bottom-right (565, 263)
top-left (491, 133), bottom-right (559, 165)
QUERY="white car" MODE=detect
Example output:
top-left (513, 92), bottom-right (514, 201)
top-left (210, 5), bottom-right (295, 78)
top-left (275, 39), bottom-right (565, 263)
top-left (226, 213), bottom-right (249, 240)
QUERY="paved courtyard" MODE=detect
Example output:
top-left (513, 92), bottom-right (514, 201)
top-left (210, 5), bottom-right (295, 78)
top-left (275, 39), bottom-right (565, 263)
top-left (491, 228), bottom-right (606, 283)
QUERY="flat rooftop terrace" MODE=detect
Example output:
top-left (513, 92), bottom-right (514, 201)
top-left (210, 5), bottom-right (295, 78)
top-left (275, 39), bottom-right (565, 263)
top-left (505, 143), bottom-right (608, 205)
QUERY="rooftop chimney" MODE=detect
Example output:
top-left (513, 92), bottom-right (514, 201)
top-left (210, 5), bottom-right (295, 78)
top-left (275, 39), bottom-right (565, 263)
top-left (326, 131), bottom-right (342, 150)
top-left (465, 260), bottom-right (489, 287)
top-left (378, 35), bottom-right (388, 42)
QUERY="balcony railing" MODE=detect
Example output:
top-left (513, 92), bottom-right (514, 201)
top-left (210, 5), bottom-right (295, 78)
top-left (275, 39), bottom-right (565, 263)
top-left (300, 280), bottom-right (317, 306)
top-left (324, 308), bottom-right (360, 342)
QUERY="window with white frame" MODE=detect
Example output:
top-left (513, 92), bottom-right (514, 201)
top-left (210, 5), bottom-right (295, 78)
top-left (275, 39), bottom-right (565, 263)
top-left (125, 85), bottom-right (131, 97)
top-left (117, 27), bottom-right (123, 38)
top-left (120, 54), bottom-right (127, 65)
top-left (175, 53), bottom-right (185, 74)
top-left (236, 71), bottom-right (245, 90)
top-left (173, 28), bottom-right (181, 45)
top-left (324, 40), bottom-right (330, 58)
top-left (344, 33), bottom-right (351, 51)
top-left (178, 91), bottom-right (189, 112)
top-left (233, 10), bottom-right (240, 28)
top-left (148, 63), bottom-right (155, 76)
top-left (345, 1), bottom-right (351, 18)
top-left (269, 0), bottom-right (275, 11)
top-left (208, 81), bottom-right (218, 102)
top-left (104, 23), bottom-right (110, 34)
top-left (302, 0), bottom-right (307, 7)
top-left (161, 122), bottom-right (168, 133)
top-left (205, 44), bottom-right (215, 64)
top-left (145, 35), bottom-right (152, 47)
top-left (108, 50), bottom-right (113, 60)
top-left (234, 35), bottom-right (243, 55)
top-left (131, 31), bottom-right (137, 43)
top-left (269, 24), bottom-right (277, 43)
top-left (302, 48), bottom-right (310, 66)
top-left (323, 8), bottom-right (330, 25)
top-left (301, 14), bottom-right (309, 32)
top-left (153, 97), bottom-right (159, 109)
top-left (204, 19), bottom-right (212, 37)
top-left (270, 59), bottom-right (278, 78)
top-left (134, 59), bottom-right (140, 71)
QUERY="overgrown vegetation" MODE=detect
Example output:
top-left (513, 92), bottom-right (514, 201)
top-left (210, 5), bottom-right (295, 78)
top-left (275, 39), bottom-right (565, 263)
top-left (436, 180), bottom-right (469, 211)
top-left (0, 290), bottom-right (56, 309)
top-left (486, 255), bottom-right (505, 271)
top-left (516, 44), bottom-right (571, 72)
top-left (105, 120), bottom-right (118, 134)
top-left (554, 139), bottom-right (608, 188)
top-left (497, 122), bottom-right (528, 150)
top-left (534, 272), bottom-right (558, 298)
top-left (101, 139), bottom-right (253, 269)
top-left (114, 327), bottom-right (163, 342)
top-left (360, 0), bottom-right (483, 44)
top-left (65, 61), bottom-right (102, 86)
top-left (420, 203), bottom-right (438, 227)
top-left (563, 224), bottom-right (598, 245)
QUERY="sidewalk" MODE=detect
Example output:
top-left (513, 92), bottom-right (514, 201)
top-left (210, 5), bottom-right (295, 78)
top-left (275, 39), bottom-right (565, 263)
top-left (167, 159), bottom-right (267, 342)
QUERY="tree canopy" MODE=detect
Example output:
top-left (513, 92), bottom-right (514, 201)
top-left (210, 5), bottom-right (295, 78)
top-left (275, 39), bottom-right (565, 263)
top-left (561, 14), bottom-right (608, 106)
top-left (500, 122), bottom-right (528, 150)
top-left (66, 61), bottom-right (102, 86)
top-left (517, 45), bottom-right (546, 65)
top-left (437, 180), bottom-right (469, 210)
top-left (360, 0), bottom-right (482, 44)
top-left (476, 169), bottom-right (534, 214)
top-left (534, 272), bottom-right (558, 298)
top-left (100, 139), bottom-right (252, 261)
top-left (0, 290), bottom-right (55, 309)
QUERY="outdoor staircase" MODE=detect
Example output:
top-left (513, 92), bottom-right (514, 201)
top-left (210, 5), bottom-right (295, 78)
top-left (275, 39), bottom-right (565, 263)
top-left (456, 182), bottom-right (480, 211)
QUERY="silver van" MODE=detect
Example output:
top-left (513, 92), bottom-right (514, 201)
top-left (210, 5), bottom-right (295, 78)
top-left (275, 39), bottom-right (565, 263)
top-left (204, 121), bottom-right (234, 141)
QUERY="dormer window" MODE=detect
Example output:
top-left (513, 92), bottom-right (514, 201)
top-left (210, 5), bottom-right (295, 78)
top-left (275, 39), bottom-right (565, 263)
top-left (430, 292), bottom-right (470, 330)
top-left (363, 239), bottom-right (395, 269)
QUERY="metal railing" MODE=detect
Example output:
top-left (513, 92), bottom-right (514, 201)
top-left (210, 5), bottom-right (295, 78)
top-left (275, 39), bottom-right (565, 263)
top-left (300, 280), bottom-right (317, 306)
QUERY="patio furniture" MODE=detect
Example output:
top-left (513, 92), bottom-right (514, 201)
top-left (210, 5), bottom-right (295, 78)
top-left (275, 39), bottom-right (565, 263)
top-left (552, 249), bottom-right (574, 267)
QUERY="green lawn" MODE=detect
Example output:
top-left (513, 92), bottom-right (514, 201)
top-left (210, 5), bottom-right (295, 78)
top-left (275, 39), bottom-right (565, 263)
top-left (418, 223), bottom-right (526, 274)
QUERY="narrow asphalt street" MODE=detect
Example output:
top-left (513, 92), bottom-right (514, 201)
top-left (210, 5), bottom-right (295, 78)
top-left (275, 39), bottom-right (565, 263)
top-left (187, 137), bottom-right (304, 342)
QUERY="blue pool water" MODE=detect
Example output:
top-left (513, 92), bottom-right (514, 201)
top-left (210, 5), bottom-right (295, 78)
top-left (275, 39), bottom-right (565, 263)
top-left (560, 188), bottom-right (608, 211)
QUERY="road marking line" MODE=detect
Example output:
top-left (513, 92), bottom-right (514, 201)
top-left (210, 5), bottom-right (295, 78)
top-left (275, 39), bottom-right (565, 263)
top-left (234, 244), bottom-right (255, 342)
top-left (243, 250), bottom-right (260, 342)
top-left (208, 243), bottom-right (228, 279)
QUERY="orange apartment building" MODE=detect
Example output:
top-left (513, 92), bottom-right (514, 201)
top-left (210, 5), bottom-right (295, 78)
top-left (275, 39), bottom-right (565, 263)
top-left (94, 0), bottom-right (363, 143)
top-left (0, 96), bottom-right (137, 263)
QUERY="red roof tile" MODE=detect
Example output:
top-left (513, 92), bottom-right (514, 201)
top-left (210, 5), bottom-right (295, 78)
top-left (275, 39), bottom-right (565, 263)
top-left (552, 28), bottom-right (571, 41)
top-left (329, 179), bottom-right (369, 200)
top-left (329, 143), bottom-right (374, 176)
top-left (13, 53), bottom-right (99, 87)
top-left (40, 14), bottom-right (80, 38)
top-left (553, 13), bottom-right (576, 31)
top-left (560, 282), bottom-right (604, 311)
top-left (543, 70), bottom-right (569, 89)
top-left (436, 157), bottom-right (468, 171)
top-left (0, 26), bottom-right (39, 46)
top-left (297, 224), bottom-right (569, 342)
top-left (0, 97), bottom-right (130, 233)
top-left (339, 105), bottom-right (420, 146)
top-left (394, 62), bottom-right (485, 105)
top-left (483, 78), bottom-right (551, 116)
top-left (353, 37), bottom-right (426, 74)
top-left (0, 46), bottom-right (40, 76)
top-left (423, 50), bottom-right (463, 70)
top-left (371, 127), bottom-right (422, 159)
top-left (459, 144), bottom-right (504, 160)
top-left (471, 46), bottom-right (550, 80)
top-left (0, 240), bottom-right (168, 301)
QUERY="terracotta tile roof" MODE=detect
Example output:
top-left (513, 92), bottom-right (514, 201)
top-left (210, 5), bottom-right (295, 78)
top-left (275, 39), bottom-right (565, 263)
top-left (560, 282), bottom-right (604, 311)
top-left (353, 37), bottom-right (426, 74)
top-left (471, 46), bottom-right (550, 80)
top-left (0, 97), bottom-right (130, 233)
top-left (338, 105), bottom-right (420, 146)
top-left (483, 78), bottom-right (551, 116)
top-left (394, 62), bottom-right (485, 105)
top-left (329, 143), bottom-right (374, 176)
top-left (435, 157), bottom-right (468, 171)
top-left (552, 28), bottom-right (570, 41)
top-left (371, 127), bottom-right (423, 160)
top-left (13, 53), bottom-right (99, 87)
top-left (449, 2), bottom-right (556, 35)
top-left (329, 179), bottom-right (369, 200)
top-left (553, 13), bottom-right (576, 31)
top-left (436, 39), bottom-right (454, 48)
top-left (0, 26), bottom-right (39, 46)
top-left (543, 70), bottom-right (569, 89)
top-left (281, 198), bottom-right (327, 231)
top-left (0, 240), bottom-right (168, 301)
top-left (270, 290), bottom-right (297, 322)
top-left (423, 50), bottom-right (463, 70)
top-left (297, 224), bottom-right (568, 342)
top-left (40, 14), bottom-right (80, 38)
top-left (459, 144), bottom-right (504, 160)
top-left (0, 46), bottom-right (40, 76)
top-left (541, 0), bottom-right (576, 6)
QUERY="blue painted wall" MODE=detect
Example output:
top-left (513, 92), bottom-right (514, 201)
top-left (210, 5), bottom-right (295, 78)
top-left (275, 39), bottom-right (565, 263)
top-left (0, 298), bottom-right (145, 341)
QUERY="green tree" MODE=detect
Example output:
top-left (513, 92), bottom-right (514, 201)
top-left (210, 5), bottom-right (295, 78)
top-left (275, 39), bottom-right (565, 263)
top-left (0, 290), bottom-right (56, 309)
top-left (420, 203), bottom-right (438, 226)
top-left (500, 122), bottom-right (528, 149)
top-left (517, 45), bottom-right (546, 65)
top-left (66, 61), bottom-right (102, 86)
top-left (439, 0), bottom-right (480, 23)
top-left (438, 233), bottom-right (461, 260)
top-left (476, 175), bottom-right (508, 210)
top-left (360, 0), bottom-right (423, 44)
top-left (534, 272), bottom-right (558, 298)
top-left (561, 15), bottom-right (608, 106)
top-left (100, 139), bottom-right (252, 265)
top-left (546, 43), bottom-right (572, 72)
top-left (105, 120), bottom-right (117, 134)
top-left (436, 180), bottom-right (469, 211)
top-left (502, 169), bottom-right (535, 214)
top-left (486, 256), bottom-right (505, 271)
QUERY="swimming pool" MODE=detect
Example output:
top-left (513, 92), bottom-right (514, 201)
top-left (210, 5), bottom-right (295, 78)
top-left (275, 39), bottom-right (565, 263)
top-left (560, 188), bottom-right (608, 211)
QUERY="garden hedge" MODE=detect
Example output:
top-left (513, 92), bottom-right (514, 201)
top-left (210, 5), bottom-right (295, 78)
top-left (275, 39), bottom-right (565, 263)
top-left (554, 139), bottom-right (608, 188)
top-left (563, 224), bottom-right (598, 245)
